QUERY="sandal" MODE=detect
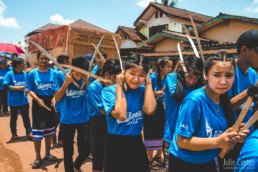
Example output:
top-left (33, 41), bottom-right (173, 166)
top-left (154, 156), bottom-right (164, 166)
top-left (32, 159), bottom-right (41, 169)
top-left (43, 155), bottom-right (57, 162)
top-left (150, 160), bottom-right (160, 170)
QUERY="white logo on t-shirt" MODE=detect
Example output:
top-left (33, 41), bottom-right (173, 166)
top-left (66, 89), bottom-right (86, 98)
top-left (35, 82), bottom-right (54, 91)
top-left (206, 118), bottom-right (213, 138)
top-left (117, 110), bottom-right (143, 125)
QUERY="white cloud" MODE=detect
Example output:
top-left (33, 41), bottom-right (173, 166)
top-left (136, 0), bottom-right (155, 8)
top-left (50, 14), bottom-right (74, 25)
top-left (0, 0), bottom-right (6, 15)
top-left (0, 16), bottom-right (20, 28)
top-left (245, 0), bottom-right (258, 13)
top-left (0, 0), bottom-right (20, 28)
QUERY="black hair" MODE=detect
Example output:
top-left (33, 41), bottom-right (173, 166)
top-left (11, 58), bottom-right (24, 69)
top-left (37, 51), bottom-right (42, 60)
top-left (205, 51), bottom-right (236, 127)
top-left (101, 52), bottom-right (107, 59)
top-left (97, 52), bottom-right (107, 60)
top-left (183, 56), bottom-right (204, 89)
top-left (156, 56), bottom-right (171, 89)
top-left (72, 56), bottom-right (89, 71)
top-left (125, 52), bottom-right (149, 73)
top-left (96, 58), bottom-right (121, 76)
top-left (185, 56), bottom-right (203, 76)
top-left (57, 54), bottom-right (69, 64)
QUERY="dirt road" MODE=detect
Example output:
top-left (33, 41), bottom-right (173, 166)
top-left (0, 97), bottom-right (166, 172)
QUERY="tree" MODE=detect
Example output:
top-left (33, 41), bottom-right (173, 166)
top-left (154, 0), bottom-right (177, 7)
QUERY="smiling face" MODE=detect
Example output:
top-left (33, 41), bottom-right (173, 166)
top-left (124, 66), bottom-right (147, 90)
top-left (205, 61), bottom-right (235, 95)
top-left (160, 60), bottom-right (173, 75)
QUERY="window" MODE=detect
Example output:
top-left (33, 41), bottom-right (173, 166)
top-left (160, 11), bottom-right (163, 17)
top-left (149, 24), bottom-right (168, 37)
top-left (182, 24), bottom-right (193, 33)
top-left (155, 11), bottom-right (159, 18)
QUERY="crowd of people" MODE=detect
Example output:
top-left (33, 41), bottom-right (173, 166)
top-left (0, 30), bottom-right (257, 172)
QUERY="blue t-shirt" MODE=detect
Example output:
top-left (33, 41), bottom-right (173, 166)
top-left (163, 73), bottom-right (194, 143)
top-left (228, 65), bottom-right (257, 132)
top-left (55, 69), bottom-right (70, 112)
top-left (54, 65), bottom-right (59, 71)
top-left (89, 65), bottom-right (99, 82)
top-left (3, 71), bottom-right (28, 106)
top-left (102, 85), bottom-right (145, 136)
top-left (59, 78), bottom-right (89, 124)
top-left (169, 87), bottom-right (228, 164)
top-left (150, 72), bottom-right (167, 101)
top-left (28, 68), bottom-right (58, 96)
top-left (234, 129), bottom-right (258, 172)
top-left (92, 65), bottom-right (99, 75)
top-left (0, 65), bottom-right (12, 89)
top-left (87, 80), bottom-right (105, 119)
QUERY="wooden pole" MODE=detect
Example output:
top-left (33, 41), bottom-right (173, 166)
top-left (189, 15), bottom-right (205, 62)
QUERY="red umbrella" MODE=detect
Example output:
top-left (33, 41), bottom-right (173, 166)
top-left (0, 43), bottom-right (25, 54)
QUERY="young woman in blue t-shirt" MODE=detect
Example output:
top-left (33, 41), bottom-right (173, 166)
top-left (28, 52), bottom-right (58, 169)
top-left (102, 52), bottom-right (156, 172)
top-left (3, 58), bottom-right (32, 139)
top-left (143, 56), bottom-right (172, 170)
top-left (168, 52), bottom-right (250, 172)
top-left (163, 56), bottom-right (203, 168)
top-left (87, 58), bottom-right (121, 172)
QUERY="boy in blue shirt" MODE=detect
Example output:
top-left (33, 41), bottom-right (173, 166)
top-left (3, 58), bottom-right (32, 139)
top-left (0, 59), bottom-right (12, 115)
top-left (53, 54), bottom-right (70, 145)
top-left (55, 56), bottom-right (90, 172)
top-left (221, 30), bottom-right (258, 171)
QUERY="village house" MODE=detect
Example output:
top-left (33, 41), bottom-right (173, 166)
top-left (26, 19), bottom-right (121, 66)
top-left (116, 2), bottom-right (258, 68)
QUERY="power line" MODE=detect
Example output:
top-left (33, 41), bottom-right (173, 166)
top-left (194, 0), bottom-right (251, 13)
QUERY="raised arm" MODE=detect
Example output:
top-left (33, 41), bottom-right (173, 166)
top-left (55, 72), bottom-right (73, 102)
top-left (110, 71), bottom-right (127, 121)
top-left (142, 72), bottom-right (156, 115)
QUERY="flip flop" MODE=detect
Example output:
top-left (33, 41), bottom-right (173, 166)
top-left (32, 159), bottom-right (41, 169)
top-left (43, 155), bottom-right (57, 162)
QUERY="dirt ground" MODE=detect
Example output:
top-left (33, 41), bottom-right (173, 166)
top-left (0, 96), bottom-right (166, 172)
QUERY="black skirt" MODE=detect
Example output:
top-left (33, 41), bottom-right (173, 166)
top-left (32, 95), bottom-right (56, 129)
top-left (90, 115), bottom-right (107, 171)
top-left (104, 133), bottom-right (150, 172)
top-left (143, 100), bottom-right (165, 139)
top-left (168, 153), bottom-right (217, 172)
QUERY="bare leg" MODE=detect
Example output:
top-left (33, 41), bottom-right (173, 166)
top-left (44, 136), bottom-right (52, 158)
top-left (148, 150), bottom-right (159, 170)
top-left (34, 140), bottom-right (41, 160)
top-left (147, 150), bottom-right (153, 162)
top-left (155, 149), bottom-right (164, 164)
